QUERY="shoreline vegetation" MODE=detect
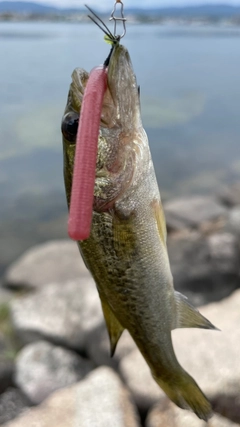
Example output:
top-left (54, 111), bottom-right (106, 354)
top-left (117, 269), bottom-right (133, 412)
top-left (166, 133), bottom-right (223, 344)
top-left (1, 12), bottom-right (240, 26)
top-left (1, 2), bottom-right (240, 25)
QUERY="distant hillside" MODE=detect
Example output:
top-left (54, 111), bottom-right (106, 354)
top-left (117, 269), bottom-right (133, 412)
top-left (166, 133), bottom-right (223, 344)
top-left (0, 1), bottom-right (84, 13)
top-left (1, 1), bottom-right (240, 17)
top-left (149, 5), bottom-right (240, 17)
top-left (0, 1), bottom-right (58, 13)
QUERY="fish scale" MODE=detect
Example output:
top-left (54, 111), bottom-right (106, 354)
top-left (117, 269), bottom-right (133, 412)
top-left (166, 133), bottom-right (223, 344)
top-left (62, 42), bottom-right (218, 421)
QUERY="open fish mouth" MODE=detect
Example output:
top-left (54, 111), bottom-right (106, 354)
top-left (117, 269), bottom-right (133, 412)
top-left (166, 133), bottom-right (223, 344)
top-left (106, 43), bottom-right (141, 129)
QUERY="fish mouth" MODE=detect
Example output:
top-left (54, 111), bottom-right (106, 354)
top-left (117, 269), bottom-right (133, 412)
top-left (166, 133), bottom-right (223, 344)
top-left (106, 44), bottom-right (141, 128)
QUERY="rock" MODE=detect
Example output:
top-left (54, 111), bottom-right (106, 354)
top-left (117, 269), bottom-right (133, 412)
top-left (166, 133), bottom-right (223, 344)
top-left (2, 367), bottom-right (140, 427)
top-left (86, 326), bottom-right (136, 368)
top-left (225, 206), bottom-right (240, 238)
top-left (0, 287), bottom-right (14, 304)
top-left (146, 401), bottom-right (240, 427)
top-left (207, 233), bottom-right (240, 274)
top-left (0, 358), bottom-right (14, 394)
top-left (164, 196), bottom-right (227, 231)
top-left (70, 366), bottom-right (140, 427)
top-left (0, 332), bottom-right (14, 393)
top-left (168, 231), bottom-right (240, 305)
top-left (10, 279), bottom-right (103, 350)
top-left (119, 348), bottom-right (163, 412)
top-left (0, 387), bottom-right (30, 425)
top-left (172, 290), bottom-right (240, 422)
top-left (218, 183), bottom-right (240, 207)
top-left (15, 340), bottom-right (94, 404)
top-left (120, 290), bottom-right (240, 422)
top-left (4, 240), bottom-right (90, 289)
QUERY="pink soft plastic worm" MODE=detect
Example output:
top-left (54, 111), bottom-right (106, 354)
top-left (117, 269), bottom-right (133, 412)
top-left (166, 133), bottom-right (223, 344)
top-left (68, 65), bottom-right (107, 241)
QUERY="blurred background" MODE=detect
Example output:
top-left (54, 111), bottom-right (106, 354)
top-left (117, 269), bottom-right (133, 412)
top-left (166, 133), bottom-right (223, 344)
top-left (1, 1), bottom-right (240, 426)
top-left (1, 0), bottom-right (240, 275)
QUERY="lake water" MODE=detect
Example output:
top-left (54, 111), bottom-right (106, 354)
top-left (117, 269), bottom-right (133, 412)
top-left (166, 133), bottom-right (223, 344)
top-left (1, 21), bottom-right (240, 272)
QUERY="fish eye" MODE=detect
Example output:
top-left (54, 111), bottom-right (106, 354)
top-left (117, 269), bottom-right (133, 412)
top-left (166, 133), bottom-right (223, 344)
top-left (61, 112), bottom-right (79, 143)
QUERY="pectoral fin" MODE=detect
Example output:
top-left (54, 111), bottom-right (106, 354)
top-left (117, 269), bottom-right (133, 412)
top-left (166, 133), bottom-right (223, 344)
top-left (174, 291), bottom-right (219, 330)
top-left (100, 298), bottom-right (125, 357)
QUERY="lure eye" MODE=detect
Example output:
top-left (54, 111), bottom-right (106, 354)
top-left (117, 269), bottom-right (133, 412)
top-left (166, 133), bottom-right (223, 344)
top-left (61, 112), bottom-right (79, 143)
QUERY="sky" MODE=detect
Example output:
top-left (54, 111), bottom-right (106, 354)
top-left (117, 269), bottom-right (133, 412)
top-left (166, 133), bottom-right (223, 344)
top-left (5, 0), bottom-right (240, 9)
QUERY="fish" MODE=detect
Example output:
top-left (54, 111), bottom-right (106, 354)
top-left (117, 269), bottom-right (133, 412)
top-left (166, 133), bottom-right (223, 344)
top-left (62, 42), bottom-right (217, 421)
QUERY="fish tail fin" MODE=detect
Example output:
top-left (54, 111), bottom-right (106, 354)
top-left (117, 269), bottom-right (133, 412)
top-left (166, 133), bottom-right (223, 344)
top-left (154, 369), bottom-right (212, 421)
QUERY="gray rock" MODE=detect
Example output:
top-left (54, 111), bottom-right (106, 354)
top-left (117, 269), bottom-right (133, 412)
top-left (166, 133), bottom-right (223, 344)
top-left (86, 326), bottom-right (136, 368)
top-left (207, 232), bottom-right (240, 274)
top-left (15, 340), bottom-right (94, 404)
top-left (0, 287), bottom-right (14, 304)
top-left (0, 332), bottom-right (14, 393)
top-left (2, 367), bottom-right (140, 427)
top-left (0, 388), bottom-right (30, 425)
top-left (0, 358), bottom-right (14, 394)
top-left (4, 240), bottom-right (90, 289)
top-left (72, 366), bottom-right (140, 427)
top-left (146, 401), bottom-right (240, 427)
top-left (168, 231), bottom-right (240, 305)
top-left (119, 348), bottom-right (163, 412)
top-left (10, 278), bottom-right (103, 350)
top-left (120, 290), bottom-right (240, 421)
top-left (172, 290), bottom-right (240, 422)
top-left (218, 183), bottom-right (240, 207)
top-left (164, 196), bottom-right (227, 231)
top-left (225, 206), bottom-right (240, 237)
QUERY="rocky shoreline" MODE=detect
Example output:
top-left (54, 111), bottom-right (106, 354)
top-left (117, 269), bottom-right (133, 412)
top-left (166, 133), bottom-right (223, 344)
top-left (0, 185), bottom-right (240, 426)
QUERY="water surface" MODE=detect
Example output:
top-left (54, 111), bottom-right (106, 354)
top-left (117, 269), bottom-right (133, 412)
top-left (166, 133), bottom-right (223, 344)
top-left (1, 22), bottom-right (240, 272)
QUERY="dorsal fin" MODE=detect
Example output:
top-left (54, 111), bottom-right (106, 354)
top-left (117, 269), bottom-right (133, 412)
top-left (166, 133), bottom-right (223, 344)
top-left (173, 291), bottom-right (219, 331)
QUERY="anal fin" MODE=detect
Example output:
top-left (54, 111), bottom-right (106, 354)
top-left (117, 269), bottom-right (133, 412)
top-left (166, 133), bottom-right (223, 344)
top-left (100, 298), bottom-right (125, 357)
top-left (173, 291), bottom-right (219, 331)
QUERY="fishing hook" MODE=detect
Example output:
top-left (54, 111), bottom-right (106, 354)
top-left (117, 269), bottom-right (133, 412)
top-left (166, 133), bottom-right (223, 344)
top-left (109, 0), bottom-right (127, 39)
top-left (85, 4), bottom-right (115, 41)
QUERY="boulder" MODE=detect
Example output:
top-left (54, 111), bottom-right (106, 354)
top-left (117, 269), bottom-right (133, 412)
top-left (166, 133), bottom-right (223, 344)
top-left (2, 367), bottom-right (140, 427)
top-left (4, 240), bottom-right (90, 289)
top-left (172, 290), bottom-right (240, 422)
top-left (0, 388), bottom-right (30, 425)
top-left (15, 340), bottom-right (94, 404)
top-left (207, 232), bottom-right (239, 274)
top-left (168, 231), bottom-right (240, 305)
top-left (225, 206), bottom-right (240, 238)
top-left (164, 196), bottom-right (227, 231)
top-left (0, 287), bottom-right (14, 304)
top-left (119, 348), bottom-right (163, 412)
top-left (86, 326), bottom-right (136, 368)
top-left (0, 358), bottom-right (14, 394)
top-left (120, 290), bottom-right (240, 422)
top-left (0, 332), bottom-right (14, 393)
top-left (10, 279), bottom-right (103, 350)
top-left (218, 183), bottom-right (240, 207)
top-left (146, 401), bottom-right (240, 427)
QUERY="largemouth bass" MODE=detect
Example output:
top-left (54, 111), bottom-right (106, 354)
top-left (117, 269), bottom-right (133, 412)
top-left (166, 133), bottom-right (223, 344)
top-left (62, 43), bottom-right (217, 421)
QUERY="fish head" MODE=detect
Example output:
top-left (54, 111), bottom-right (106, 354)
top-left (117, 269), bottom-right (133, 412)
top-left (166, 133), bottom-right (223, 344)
top-left (104, 43), bottom-right (142, 130)
top-left (62, 44), bottom-right (147, 211)
top-left (95, 44), bottom-right (148, 211)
